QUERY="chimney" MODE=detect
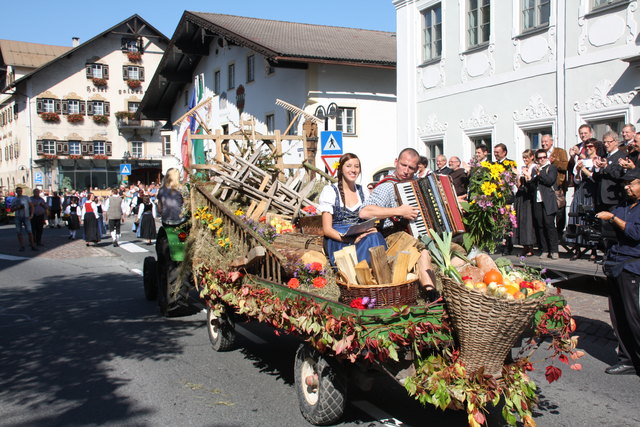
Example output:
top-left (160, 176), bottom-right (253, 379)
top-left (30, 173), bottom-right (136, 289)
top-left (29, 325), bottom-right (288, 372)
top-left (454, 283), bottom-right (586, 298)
top-left (72, 37), bottom-right (80, 47)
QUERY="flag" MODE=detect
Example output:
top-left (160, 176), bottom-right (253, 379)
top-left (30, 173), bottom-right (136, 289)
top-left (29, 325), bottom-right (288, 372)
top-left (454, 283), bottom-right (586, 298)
top-left (179, 90), bottom-right (196, 179)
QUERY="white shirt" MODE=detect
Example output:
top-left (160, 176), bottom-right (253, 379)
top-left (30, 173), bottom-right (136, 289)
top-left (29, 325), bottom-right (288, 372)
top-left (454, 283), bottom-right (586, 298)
top-left (318, 183), bottom-right (364, 215)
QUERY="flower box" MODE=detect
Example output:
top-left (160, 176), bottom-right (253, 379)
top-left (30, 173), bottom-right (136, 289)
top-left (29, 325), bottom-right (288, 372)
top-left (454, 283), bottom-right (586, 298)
top-left (66, 114), bottom-right (84, 124)
top-left (115, 111), bottom-right (135, 120)
top-left (126, 79), bottom-right (142, 89)
top-left (92, 154), bottom-right (109, 160)
top-left (68, 154), bottom-right (83, 160)
top-left (127, 51), bottom-right (142, 62)
top-left (40, 112), bottom-right (60, 123)
top-left (41, 154), bottom-right (58, 160)
top-left (92, 115), bottom-right (109, 124)
top-left (92, 78), bottom-right (108, 87)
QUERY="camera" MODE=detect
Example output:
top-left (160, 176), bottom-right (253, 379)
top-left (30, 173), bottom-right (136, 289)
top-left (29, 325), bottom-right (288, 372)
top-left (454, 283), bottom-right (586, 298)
top-left (566, 205), bottom-right (616, 244)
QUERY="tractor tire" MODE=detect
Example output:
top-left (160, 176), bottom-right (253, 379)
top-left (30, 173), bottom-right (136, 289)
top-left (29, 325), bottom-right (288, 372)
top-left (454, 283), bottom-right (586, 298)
top-left (143, 256), bottom-right (158, 301)
top-left (206, 305), bottom-right (236, 351)
top-left (294, 344), bottom-right (346, 425)
top-left (156, 234), bottom-right (190, 317)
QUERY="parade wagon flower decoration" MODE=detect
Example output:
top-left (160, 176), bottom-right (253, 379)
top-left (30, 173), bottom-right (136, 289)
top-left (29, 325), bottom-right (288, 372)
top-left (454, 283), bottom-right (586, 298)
top-left (461, 160), bottom-right (518, 253)
top-left (287, 262), bottom-right (327, 290)
top-left (193, 206), bottom-right (232, 249)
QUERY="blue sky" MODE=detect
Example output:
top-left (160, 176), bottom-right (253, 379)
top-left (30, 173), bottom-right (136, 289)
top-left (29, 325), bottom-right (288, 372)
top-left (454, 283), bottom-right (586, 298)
top-left (1, 0), bottom-right (396, 46)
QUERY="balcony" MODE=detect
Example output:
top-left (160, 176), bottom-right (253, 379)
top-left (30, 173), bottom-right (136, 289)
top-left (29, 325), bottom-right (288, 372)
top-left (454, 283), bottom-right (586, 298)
top-left (116, 117), bottom-right (160, 131)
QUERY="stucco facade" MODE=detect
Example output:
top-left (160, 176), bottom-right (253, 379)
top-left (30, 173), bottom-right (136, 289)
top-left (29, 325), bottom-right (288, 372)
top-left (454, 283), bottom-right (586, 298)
top-left (0, 16), bottom-right (168, 192)
top-left (394, 0), bottom-right (640, 168)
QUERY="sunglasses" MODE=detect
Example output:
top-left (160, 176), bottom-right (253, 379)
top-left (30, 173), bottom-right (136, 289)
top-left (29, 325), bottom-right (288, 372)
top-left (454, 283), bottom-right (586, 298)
top-left (536, 156), bottom-right (547, 160)
top-left (585, 144), bottom-right (595, 148)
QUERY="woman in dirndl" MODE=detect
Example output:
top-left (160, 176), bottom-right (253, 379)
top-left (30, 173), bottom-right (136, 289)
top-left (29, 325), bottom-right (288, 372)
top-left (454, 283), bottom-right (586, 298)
top-left (137, 195), bottom-right (157, 245)
top-left (64, 196), bottom-right (81, 240)
top-left (319, 153), bottom-right (386, 267)
top-left (82, 193), bottom-right (101, 246)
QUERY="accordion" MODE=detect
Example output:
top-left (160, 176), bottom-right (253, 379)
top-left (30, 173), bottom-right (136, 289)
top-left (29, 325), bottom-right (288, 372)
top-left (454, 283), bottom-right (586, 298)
top-left (395, 174), bottom-right (465, 238)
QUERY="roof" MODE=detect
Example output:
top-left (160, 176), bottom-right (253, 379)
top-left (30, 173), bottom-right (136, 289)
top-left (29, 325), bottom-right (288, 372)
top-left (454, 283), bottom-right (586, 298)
top-left (0, 39), bottom-right (71, 68)
top-left (5, 14), bottom-right (168, 91)
top-left (140, 11), bottom-right (396, 119)
top-left (188, 12), bottom-right (396, 65)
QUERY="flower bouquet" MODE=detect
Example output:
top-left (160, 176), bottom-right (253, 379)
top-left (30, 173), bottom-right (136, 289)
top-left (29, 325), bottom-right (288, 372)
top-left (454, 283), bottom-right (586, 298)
top-left (461, 160), bottom-right (518, 253)
top-left (287, 262), bottom-right (327, 290)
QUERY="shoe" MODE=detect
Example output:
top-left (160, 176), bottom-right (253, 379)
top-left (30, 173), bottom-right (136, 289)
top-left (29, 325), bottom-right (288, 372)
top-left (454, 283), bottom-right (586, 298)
top-left (113, 242), bottom-right (119, 247)
top-left (18, 247), bottom-right (25, 252)
top-left (550, 253), bottom-right (559, 260)
top-left (605, 364), bottom-right (637, 375)
top-left (539, 253), bottom-right (548, 260)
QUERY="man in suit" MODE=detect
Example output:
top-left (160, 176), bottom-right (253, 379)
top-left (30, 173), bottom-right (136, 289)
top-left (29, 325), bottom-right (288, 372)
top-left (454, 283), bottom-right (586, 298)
top-left (621, 124), bottom-right (636, 148)
top-left (434, 154), bottom-right (452, 175)
top-left (493, 143), bottom-right (515, 254)
top-left (594, 131), bottom-right (626, 212)
top-left (530, 149), bottom-right (559, 259)
top-left (541, 134), bottom-right (569, 238)
top-left (493, 143), bottom-right (514, 167)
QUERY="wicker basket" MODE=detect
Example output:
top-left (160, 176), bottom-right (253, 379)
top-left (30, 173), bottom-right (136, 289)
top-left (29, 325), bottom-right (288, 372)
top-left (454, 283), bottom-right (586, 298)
top-left (298, 216), bottom-right (324, 236)
top-left (442, 277), bottom-right (543, 377)
top-left (337, 278), bottom-right (419, 308)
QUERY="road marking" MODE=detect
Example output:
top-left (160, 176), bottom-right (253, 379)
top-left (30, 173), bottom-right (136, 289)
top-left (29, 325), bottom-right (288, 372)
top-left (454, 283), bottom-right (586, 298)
top-left (118, 241), bottom-right (148, 253)
top-left (131, 268), bottom-right (143, 276)
top-left (235, 325), bottom-right (268, 345)
top-left (0, 254), bottom-right (29, 261)
top-left (351, 400), bottom-right (406, 426)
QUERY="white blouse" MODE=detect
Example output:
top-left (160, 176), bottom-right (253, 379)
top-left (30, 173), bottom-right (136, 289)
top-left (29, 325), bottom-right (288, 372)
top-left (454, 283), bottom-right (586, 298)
top-left (318, 184), bottom-right (364, 215)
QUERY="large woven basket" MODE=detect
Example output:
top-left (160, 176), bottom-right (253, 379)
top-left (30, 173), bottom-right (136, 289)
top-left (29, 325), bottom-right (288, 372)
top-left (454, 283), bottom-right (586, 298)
top-left (442, 277), bottom-right (543, 377)
top-left (298, 216), bottom-right (324, 236)
top-left (337, 278), bottom-right (419, 308)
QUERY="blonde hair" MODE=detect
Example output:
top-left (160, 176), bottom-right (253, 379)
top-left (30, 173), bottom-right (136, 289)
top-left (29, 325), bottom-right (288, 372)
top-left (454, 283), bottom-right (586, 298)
top-left (162, 168), bottom-right (181, 190)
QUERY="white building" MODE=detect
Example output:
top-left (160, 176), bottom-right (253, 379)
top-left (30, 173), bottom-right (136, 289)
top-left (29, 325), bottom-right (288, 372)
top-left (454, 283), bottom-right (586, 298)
top-left (0, 15), bottom-right (168, 192)
top-left (394, 0), bottom-right (640, 168)
top-left (140, 12), bottom-right (397, 183)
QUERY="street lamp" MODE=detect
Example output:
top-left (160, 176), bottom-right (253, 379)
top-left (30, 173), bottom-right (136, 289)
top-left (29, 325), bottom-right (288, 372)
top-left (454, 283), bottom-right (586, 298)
top-left (314, 102), bottom-right (339, 132)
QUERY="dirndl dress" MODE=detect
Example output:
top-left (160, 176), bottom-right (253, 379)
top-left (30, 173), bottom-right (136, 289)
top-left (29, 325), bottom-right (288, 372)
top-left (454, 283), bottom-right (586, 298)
top-left (324, 185), bottom-right (387, 267)
top-left (67, 205), bottom-right (81, 230)
top-left (138, 204), bottom-right (157, 240)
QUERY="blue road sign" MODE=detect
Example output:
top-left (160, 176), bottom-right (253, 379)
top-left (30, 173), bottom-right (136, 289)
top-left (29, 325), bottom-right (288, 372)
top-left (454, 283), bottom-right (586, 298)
top-left (34, 172), bottom-right (43, 184)
top-left (320, 131), bottom-right (343, 155)
top-left (120, 164), bottom-right (132, 175)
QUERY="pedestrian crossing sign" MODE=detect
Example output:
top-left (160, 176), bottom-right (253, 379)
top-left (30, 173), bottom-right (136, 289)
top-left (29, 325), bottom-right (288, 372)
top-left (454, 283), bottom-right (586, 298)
top-left (320, 131), bottom-right (343, 155)
top-left (120, 163), bottom-right (132, 175)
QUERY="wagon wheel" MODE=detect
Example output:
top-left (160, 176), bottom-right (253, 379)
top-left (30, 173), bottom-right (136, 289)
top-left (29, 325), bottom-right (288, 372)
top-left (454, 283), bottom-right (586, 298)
top-left (206, 305), bottom-right (236, 351)
top-left (142, 256), bottom-right (158, 301)
top-left (294, 344), bottom-right (346, 425)
top-left (156, 232), bottom-right (190, 317)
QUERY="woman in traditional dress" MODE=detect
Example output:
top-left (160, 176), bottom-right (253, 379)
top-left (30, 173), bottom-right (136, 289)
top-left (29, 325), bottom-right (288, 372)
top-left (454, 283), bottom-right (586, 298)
top-left (319, 153), bottom-right (386, 267)
top-left (514, 149), bottom-right (537, 257)
top-left (82, 193), bottom-right (100, 246)
top-left (64, 196), bottom-right (81, 240)
top-left (137, 195), bottom-right (157, 245)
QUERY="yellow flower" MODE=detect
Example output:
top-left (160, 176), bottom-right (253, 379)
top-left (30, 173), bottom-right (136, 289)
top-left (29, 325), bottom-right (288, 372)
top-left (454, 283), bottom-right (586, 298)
top-left (213, 217), bottom-right (223, 227)
top-left (480, 161), bottom-right (491, 168)
top-left (332, 161), bottom-right (340, 170)
top-left (208, 223), bottom-right (215, 230)
top-left (481, 181), bottom-right (497, 196)
top-left (234, 209), bottom-right (244, 216)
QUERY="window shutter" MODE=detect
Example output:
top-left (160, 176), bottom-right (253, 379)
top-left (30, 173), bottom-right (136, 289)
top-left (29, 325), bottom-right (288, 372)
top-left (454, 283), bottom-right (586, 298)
top-left (139, 67), bottom-right (145, 82)
top-left (122, 65), bottom-right (129, 80)
top-left (80, 101), bottom-right (86, 115)
top-left (61, 100), bottom-right (68, 114)
top-left (86, 64), bottom-right (92, 79)
top-left (88, 143), bottom-right (95, 155)
top-left (87, 102), bottom-right (94, 116)
top-left (103, 64), bottom-right (109, 80)
top-left (105, 141), bottom-right (112, 155)
top-left (36, 99), bottom-right (43, 113)
top-left (55, 100), bottom-right (62, 114)
top-left (56, 142), bottom-right (63, 153)
top-left (81, 142), bottom-right (89, 155)
top-left (36, 141), bottom-right (44, 155)
top-left (104, 102), bottom-right (110, 115)
top-left (62, 142), bottom-right (69, 155)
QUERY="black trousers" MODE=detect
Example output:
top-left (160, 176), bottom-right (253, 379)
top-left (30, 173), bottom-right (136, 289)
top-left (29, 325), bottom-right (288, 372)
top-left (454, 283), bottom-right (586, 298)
top-left (533, 202), bottom-right (558, 253)
top-left (108, 219), bottom-right (121, 236)
top-left (608, 269), bottom-right (640, 370)
top-left (556, 206), bottom-right (566, 240)
top-left (30, 214), bottom-right (45, 245)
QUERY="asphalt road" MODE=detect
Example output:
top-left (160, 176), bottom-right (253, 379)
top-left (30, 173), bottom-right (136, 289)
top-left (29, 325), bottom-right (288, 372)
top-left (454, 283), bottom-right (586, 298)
top-left (0, 223), bottom-right (639, 426)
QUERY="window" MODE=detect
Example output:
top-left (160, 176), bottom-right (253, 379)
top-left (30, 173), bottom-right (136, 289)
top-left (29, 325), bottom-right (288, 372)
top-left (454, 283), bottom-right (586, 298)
top-left (265, 114), bottom-right (275, 133)
top-left (525, 128), bottom-right (552, 150)
top-left (67, 100), bottom-right (80, 114)
top-left (587, 117), bottom-right (625, 139)
top-left (85, 63), bottom-right (109, 80)
top-left (228, 64), bottom-right (235, 89)
top-left (42, 99), bottom-right (55, 113)
top-left (214, 70), bottom-right (221, 94)
top-left (522, 0), bottom-right (550, 31)
top-left (93, 102), bottom-right (104, 116)
top-left (131, 141), bottom-right (143, 158)
top-left (336, 107), bottom-right (356, 135)
top-left (87, 101), bottom-right (109, 116)
top-left (467, 0), bottom-right (490, 47)
top-left (592, 0), bottom-right (627, 9)
top-left (422, 4), bottom-right (442, 61)
top-left (121, 38), bottom-right (141, 52)
top-left (472, 135), bottom-right (492, 160)
top-left (43, 140), bottom-right (56, 155)
top-left (424, 141), bottom-right (444, 170)
top-left (286, 110), bottom-right (299, 135)
top-left (247, 55), bottom-right (255, 82)
top-left (162, 135), bottom-right (171, 155)
top-left (128, 102), bottom-right (140, 113)
top-left (123, 66), bottom-right (144, 81)
top-left (93, 141), bottom-right (105, 155)
top-left (266, 60), bottom-right (275, 75)
top-left (69, 140), bottom-right (81, 155)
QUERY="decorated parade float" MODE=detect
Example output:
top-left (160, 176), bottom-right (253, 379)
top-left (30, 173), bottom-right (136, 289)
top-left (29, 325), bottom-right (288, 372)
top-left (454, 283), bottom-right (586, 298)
top-left (142, 105), bottom-right (581, 426)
